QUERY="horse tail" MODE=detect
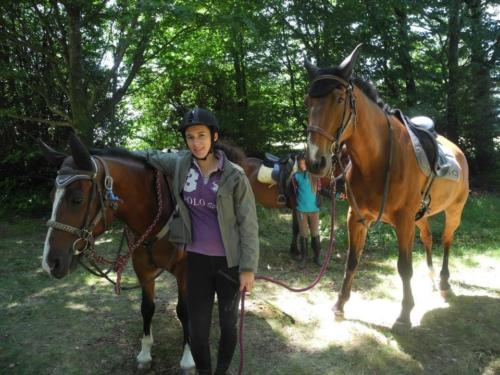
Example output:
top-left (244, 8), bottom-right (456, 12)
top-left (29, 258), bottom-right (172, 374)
top-left (215, 139), bottom-right (246, 167)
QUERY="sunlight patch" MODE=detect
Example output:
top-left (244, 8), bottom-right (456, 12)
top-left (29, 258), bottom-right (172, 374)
top-left (65, 302), bottom-right (92, 312)
top-left (95, 237), bottom-right (113, 245)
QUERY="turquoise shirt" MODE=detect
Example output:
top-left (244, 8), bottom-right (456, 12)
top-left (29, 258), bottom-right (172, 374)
top-left (294, 171), bottom-right (319, 213)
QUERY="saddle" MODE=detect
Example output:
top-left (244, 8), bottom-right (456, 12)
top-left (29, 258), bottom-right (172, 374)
top-left (258, 153), bottom-right (297, 204)
top-left (394, 110), bottom-right (460, 181)
top-left (394, 110), bottom-right (461, 220)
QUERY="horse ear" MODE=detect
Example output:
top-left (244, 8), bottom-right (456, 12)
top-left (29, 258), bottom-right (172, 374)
top-left (338, 43), bottom-right (363, 79)
top-left (37, 138), bottom-right (67, 167)
top-left (304, 57), bottom-right (319, 80)
top-left (69, 133), bottom-right (94, 171)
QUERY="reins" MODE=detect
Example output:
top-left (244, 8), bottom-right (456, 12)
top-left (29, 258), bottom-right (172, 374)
top-left (238, 168), bottom-right (339, 375)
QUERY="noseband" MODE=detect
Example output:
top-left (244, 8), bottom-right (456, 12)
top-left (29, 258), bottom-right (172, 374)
top-left (306, 74), bottom-right (357, 153)
top-left (46, 156), bottom-right (121, 256)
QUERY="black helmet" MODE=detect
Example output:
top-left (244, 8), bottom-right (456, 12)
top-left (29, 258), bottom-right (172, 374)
top-left (179, 107), bottom-right (219, 134)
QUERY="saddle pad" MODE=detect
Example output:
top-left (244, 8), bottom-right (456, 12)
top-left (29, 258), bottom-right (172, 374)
top-left (406, 126), bottom-right (461, 181)
top-left (257, 164), bottom-right (276, 185)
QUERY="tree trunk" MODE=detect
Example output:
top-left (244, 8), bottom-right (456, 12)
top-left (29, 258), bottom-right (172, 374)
top-left (394, 5), bottom-right (416, 109)
top-left (466, 0), bottom-right (496, 171)
top-left (445, 0), bottom-right (461, 143)
top-left (65, 2), bottom-right (94, 145)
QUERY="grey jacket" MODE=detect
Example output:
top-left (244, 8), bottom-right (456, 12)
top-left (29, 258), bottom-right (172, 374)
top-left (136, 149), bottom-right (259, 272)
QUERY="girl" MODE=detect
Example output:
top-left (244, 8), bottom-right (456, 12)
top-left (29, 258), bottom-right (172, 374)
top-left (292, 153), bottom-right (322, 267)
top-left (137, 108), bottom-right (259, 374)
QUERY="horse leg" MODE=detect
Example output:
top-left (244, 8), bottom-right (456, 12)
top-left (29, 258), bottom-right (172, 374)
top-left (415, 218), bottom-right (436, 290)
top-left (136, 277), bottom-right (156, 370)
top-left (332, 208), bottom-right (368, 319)
top-left (290, 208), bottom-right (300, 258)
top-left (439, 204), bottom-right (464, 298)
top-left (393, 216), bottom-right (416, 329)
top-left (176, 275), bottom-right (195, 370)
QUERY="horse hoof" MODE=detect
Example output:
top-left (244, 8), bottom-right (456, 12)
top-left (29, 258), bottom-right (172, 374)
top-left (332, 307), bottom-right (344, 321)
top-left (137, 361), bottom-right (152, 371)
top-left (392, 319), bottom-right (411, 333)
top-left (180, 369), bottom-right (196, 375)
top-left (440, 288), bottom-right (455, 300)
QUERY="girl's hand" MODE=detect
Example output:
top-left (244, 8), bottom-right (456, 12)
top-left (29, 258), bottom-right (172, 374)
top-left (239, 271), bottom-right (255, 293)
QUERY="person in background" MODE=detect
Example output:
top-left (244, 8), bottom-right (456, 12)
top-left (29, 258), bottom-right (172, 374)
top-left (292, 153), bottom-right (322, 267)
top-left (136, 107), bottom-right (259, 375)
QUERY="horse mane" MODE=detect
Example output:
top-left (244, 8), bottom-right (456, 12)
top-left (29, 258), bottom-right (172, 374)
top-left (90, 147), bottom-right (148, 164)
top-left (90, 141), bottom-right (246, 168)
top-left (215, 139), bottom-right (246, 166)
top-left (316, 66), bottom-right (393, 114)
top-left (352, 77), bottom-right (394, 114)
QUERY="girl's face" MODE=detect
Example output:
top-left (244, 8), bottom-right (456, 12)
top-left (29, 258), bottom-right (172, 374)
top-left (298, 159), bottom-right (307, 171)
top-left (185, 125), bottom-right (218, 159)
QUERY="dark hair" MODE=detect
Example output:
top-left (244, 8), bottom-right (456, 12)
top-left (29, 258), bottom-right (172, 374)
top-left (296, 153), bottom-right (306, 161)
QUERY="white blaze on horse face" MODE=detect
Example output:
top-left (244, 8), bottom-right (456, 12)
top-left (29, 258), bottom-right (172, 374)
top-left (307, 133), bottom-right (319, 162)
top-left (42, 187), bottom-right (65, 274)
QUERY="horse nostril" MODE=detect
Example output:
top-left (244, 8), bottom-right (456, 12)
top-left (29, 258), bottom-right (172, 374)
top-left (320, 156), bottom-right (327, 169)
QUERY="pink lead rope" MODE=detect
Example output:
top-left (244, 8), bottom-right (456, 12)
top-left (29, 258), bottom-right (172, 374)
top-left (238, 182), bottom-right (338, 374)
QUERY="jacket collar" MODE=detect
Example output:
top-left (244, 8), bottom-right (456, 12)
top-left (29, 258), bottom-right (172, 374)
top-left (177, 150), bottom-right (238, 194)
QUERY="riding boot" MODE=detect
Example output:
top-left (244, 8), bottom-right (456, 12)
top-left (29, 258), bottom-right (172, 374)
top-left (298, 236), bottom-right (308, 268)
top-left (311, 236), bottom-right (322, 266)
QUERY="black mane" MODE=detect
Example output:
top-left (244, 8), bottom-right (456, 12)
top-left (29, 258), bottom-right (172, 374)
top-left (90, 147), bottom-right (148, 163)
top-left (352, 77), bottom-right (394, 114)
top-left (313, 66), bottom-right (393, 114)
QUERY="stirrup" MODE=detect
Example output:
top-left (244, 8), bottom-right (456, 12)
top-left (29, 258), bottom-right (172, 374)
top-left (277, 194), bottom-right (286, 205)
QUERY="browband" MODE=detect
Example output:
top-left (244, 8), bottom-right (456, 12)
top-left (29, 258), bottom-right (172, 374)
top-left (308, 74), bottom-right (351, 98)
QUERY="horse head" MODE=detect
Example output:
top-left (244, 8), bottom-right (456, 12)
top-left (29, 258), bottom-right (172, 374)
top-left (40, 134), bottom-right (110, 278)
top-left (304, 44), bottom-right (362, 176)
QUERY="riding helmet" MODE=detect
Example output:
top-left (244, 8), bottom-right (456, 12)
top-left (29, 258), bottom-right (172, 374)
top-left (179, 107), bottom-right (219, 134)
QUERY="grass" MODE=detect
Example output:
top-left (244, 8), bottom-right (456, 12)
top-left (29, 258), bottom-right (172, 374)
top-left (0, 193), bottom-right (499, 374)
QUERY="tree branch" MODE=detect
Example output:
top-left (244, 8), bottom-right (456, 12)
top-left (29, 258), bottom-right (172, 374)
top-left (6, 113), bottom-right (72, 127)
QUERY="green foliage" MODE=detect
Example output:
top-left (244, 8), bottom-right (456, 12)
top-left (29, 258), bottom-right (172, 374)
top-left (1, 0), bottom-right (499, 214)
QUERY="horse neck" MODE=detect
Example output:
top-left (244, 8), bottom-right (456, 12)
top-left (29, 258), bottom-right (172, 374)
top-left (344, 87), bottom-right (391, 177)
top-left (107, 158), bottom-right (162, 233)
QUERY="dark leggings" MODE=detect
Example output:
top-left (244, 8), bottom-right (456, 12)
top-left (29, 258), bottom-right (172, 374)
top-left (186, 252), bottom-right (241, 375)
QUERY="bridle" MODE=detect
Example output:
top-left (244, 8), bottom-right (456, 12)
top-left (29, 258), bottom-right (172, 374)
top-left (306, 74), bottom-right (357, 153)
top-left (46, 155), bottom-right (121, 256)
top-left (46, 156), bottom-right (169, 293)
top-left (306, 74), bottom-right (394, 227)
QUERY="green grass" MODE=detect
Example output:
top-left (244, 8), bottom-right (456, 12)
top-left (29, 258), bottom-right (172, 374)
top-left (0, 193), bottom-right (499, 374)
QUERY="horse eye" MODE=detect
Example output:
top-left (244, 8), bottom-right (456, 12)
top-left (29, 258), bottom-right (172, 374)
top-left (72, 197), bottom-right (84, 205)
top-left (337, 97), bottom-right (345, 104)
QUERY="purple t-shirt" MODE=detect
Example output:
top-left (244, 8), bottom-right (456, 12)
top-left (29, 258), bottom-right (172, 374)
top-left (182, 151), bottom-right (226, 256)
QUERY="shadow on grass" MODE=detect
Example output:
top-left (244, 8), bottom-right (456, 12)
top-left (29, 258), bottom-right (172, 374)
top-left (393, 294), bottom-right (500, 375)
top-left (0, 218), bottom-right (186, 375)
top-left (239, 294), bottom-right (500, 374)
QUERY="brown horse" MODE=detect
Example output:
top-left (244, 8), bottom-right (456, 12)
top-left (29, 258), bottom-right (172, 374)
top-left (39, 134), bottom-right (194, 370)
top-left (304, 45), bottom-right (469, 328)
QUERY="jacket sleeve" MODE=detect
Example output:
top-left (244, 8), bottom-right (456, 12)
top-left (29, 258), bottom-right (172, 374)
top-left (233, 173), bottom-right (260, 273)
top-left (132, 150), bottom-right (178, 175)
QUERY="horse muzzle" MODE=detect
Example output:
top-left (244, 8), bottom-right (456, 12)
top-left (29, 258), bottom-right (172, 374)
top-left (306, 154), bottom-right (331, 177)
top-left (44, 249), bottom-right (76, 279)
